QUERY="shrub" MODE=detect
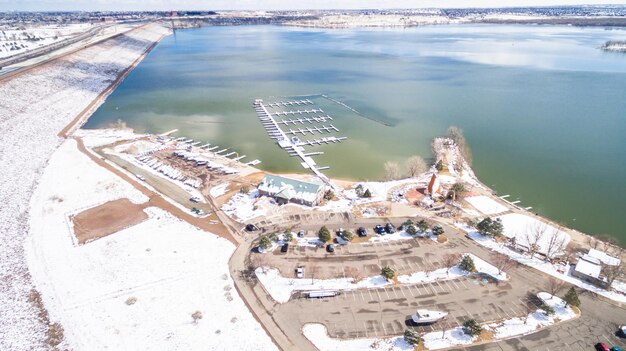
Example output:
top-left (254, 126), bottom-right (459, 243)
top-left (125, 297), bottom-right (137, 305)
top-left (318, 226), bottom-right (331, 243)
top-left (269, 232), bottom-right (279, 241)
top-left (342, 230), bottom-right (354, 242)
top-left (403, 329), bottom-right (420, 345)
top-left (542, 303), bottom-right (555, 316)
top-left (381, 266), bottom-right (395, 281)
top-left (431, 225), bottom-right (444, 236)
top-left (462, 319), bottom-right (482, 336)
top-left (406, 225), bottom-right (417, 235)
top-left (460, 255), bottom-right (476, 272)
top-left (435, 160), bottom-right (443, 171)
top-left (355, 184), bottom-right (364, 197)
top-left (324, 189), bottom-right (334, 201)
top-left (240, 185), bottom-right (249, 194)
top-left (192, 311), bottom-right (203, 324)
top-left (416, 219), bottom-right (429, 233)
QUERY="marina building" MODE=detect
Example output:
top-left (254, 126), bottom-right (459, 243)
top-left (258, 174), bottom-right (324, 206)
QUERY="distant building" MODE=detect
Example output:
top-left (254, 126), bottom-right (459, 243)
top-left (572, 248), bottom-right (621, 288)
top-left (258, 174), bottom-right (324, 206)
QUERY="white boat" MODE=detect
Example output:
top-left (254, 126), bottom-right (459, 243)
top-left (411, 310), bottom-right (448, 324)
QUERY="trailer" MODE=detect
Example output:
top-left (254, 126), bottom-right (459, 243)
top-left (306, 290), bottom-right (339, 299)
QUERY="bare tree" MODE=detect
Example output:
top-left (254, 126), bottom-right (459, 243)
top-left (446, 126), bottom-right (473, 165)
top-left (544, 227), bottom-right (568, 261)
top-left (344, 266), bottom-right (362, 283)
top-left (441, 253), bottom-right (461, 275)
top-left (405, 155), bottom-right (428, 178)
top-left (384, 161), bottom-right (401, 181)
top-left (250, 254), bottom-right (269, 273)
top-left (522, 298), bottom-right (537, 325)
top-left (587, 236), bottom-right (601, 250)
top-left (546, 277), bottom-right (567, 296)
top-left (562, 241), bottom-right (582, 263)
top-left (602, 254), bottom-right (624, 290)
top-left (309, 262), bottom-right (320, 285)
top-left (491, 252), bottom-right (517, 275)
top-left (525, 222), bottom-right (547, 259)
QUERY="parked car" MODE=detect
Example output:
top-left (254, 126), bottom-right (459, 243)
top-left (619, 325), bottom-right (626, 338)
top-left (336, 236), bottom-right (349, 245)
top-left (135, 174), bottom-right (146, 181)
top-left (190, 196), bottom-right (201, 203)
top-left (297, 230), bottom-right (305, 238)
top-left (336, 228), bottom-right (344, 236)
top-left (257, 246), bottom-right (267, 254)
top-left (245, 224), bottom-right (258, 232)
top-left (281, 243), bottom-right (289, 253)
top-left (610, 346), bottom-right (622, 351)
top-left (326, 244), bottom-right (335, 253)
top-left (295, 266), bottom-right (304, 278)
top-left (595, 343), bottom-right (610, 351)
top-left (374, 225), bottom-right (385, 234)
top-left (357, 227), bottom-right (367, 237)
top-left (385, 223), bottom-right (395, 234)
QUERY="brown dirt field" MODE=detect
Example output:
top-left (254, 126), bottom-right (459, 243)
top-left (71, 198), bottom-right (148, 244)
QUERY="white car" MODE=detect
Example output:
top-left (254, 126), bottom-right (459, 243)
top-left (296, 266), bottom-right (304, 278)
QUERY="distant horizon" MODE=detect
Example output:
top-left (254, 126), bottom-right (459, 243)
top-left (1, 0), bottom-right (625, 12)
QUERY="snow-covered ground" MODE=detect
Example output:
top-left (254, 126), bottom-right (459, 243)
top-left (465, 196), bottom-right (508, 215)
top-left (74, 128), bottom-right (145, 148)
top-left (302, 292), bottom-right (575, 351)
top-left (210, 182), bottom-right (230, 198)
top-left (0, 23), bottom-right (93, 59)
top-left (0, 24), bottom-right (170, 350)
top-left (256, 253), bottom-right (506, 303)
top-left (26, 139), bottom-right (277, 351)
top-left (222, 190), bottom-right (267, 222)
top-left (461, 224), bottom-right (626, 303)
top-left (496, 213), bottom-right (570, 257)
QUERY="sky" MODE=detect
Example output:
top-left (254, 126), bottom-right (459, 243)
top-left (0, 0), bottom-right (625, 11)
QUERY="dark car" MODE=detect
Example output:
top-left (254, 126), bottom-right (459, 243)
top-left (245, 224), bottom-right (258, 232)
top-left (385, 223), bottom-right (395, 234)
top-left (374, 225), bottom-right (385, 234)
top-left (595, 343), bottom-right (610, 351)
top-left (326, 244), bottom-right (335, 253)
top-left (357, 227), bottom-right (367, 237)
top-left (297, 230), bottom-right (305, 238)
top-left (281, 243), bottom-right (289, 253)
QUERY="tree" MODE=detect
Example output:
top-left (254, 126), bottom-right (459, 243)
top-left (269, 232), bottom-right (279, 241)
top-left (402, 219), bottom-right (414, 228)
top-left (442, 253), bottom-right (461, 274)
top-left (192, 310), bottom-right (203, 324)
top-left (546, 277), bottom-right (567, 296)
top-left (381, 266), bottom-right (395, 281)
top-left (459, 255), bottom-right (476, 273)
top-left (542, 303), bottom-right (555, 316)
top-left (522, 298), bottom-right (537, 324)
top-left (462, 319), bottom-right (482, 336)
top-left (525, 222), bottom-right (547, 259)
top-left (363, 189), bottom-right (372, 198)
top-left (416, 219), bottom-right (429, 233)
top-left (476, 217), bottom-right (503, 238)
top-left (342, 230), bottom-right (354, 242)
top-left (406, 155), bottom-right (427, 178)
top-left (240, 185), bottom-right (249, 194)
top-left (431, 225), bottom-right (444, 236)
top-left (406, 225), bottom-right (417, 235)
top-left (344, 267), bottom-right (362, 283)
top-left (323, 189), bottom-right (334, 201)
top-left (602, 256), bottom-right (624, 289)
top-left (562, 287), bottom-right (580, 308)
top-left (259, 236), bottom-right (272, 250)
top-left (447, 126), bottom-right (472, 165)
top-left (284, 232), bottom-right (293, 243)
top-left (355, 184), bottom-right (364, 197)
top-left (491, 252), bottom-right (516, 275)
top-left (404, 329), bottom-right (420, 345)
top-left (544, 226), bottom-right (567, 261)
top-left (384, 161), bottom-right (401, 181)
top-left (435, 160), bottom-right (443, 171)
top-left (448, 182), bottom-right (466, 201)
top-left (318, 226), bottom-right (331, 243)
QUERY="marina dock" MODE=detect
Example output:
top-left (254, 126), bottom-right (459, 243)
top-left (253, 98), bottom-right (347, 186)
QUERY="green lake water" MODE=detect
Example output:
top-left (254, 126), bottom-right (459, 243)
top-left (85, 24), bottom-right (626, 244)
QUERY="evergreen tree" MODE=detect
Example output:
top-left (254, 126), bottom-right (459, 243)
top-left (403, 329), bottom-right (420, 345)
top-left (259, 236), bottom-right (272, 250)
top-left (462, 319), bottom-right (482, 336)
top-left (460, 255), bottom-right (476, 272)
top-left (563, 287), bottom-right (580, 308)
top-left (431, 225), bottom-right (445, 236)
top-left (363, 189), bottom-right (372, 198)
top-left (381, 266), bottom-right (395, 281)
top-left (318, 226), bottom-right (331, 243)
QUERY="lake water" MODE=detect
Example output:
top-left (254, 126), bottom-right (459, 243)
top-left (85, 24), bottom-right (626, 244)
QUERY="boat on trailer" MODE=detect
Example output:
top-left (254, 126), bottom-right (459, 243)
top-left (411, 310), bottom-right (447, 324)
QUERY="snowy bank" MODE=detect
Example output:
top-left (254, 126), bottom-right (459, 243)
top-left (26, 139), bottom-right (277, 351)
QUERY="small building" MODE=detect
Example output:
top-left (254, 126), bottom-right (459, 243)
top-left (572, 248), bottom-right (620, 288)
top-left (427, 173), bottom-right (443, 198)
top-left (257, 174), bottom-right (324, 206)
